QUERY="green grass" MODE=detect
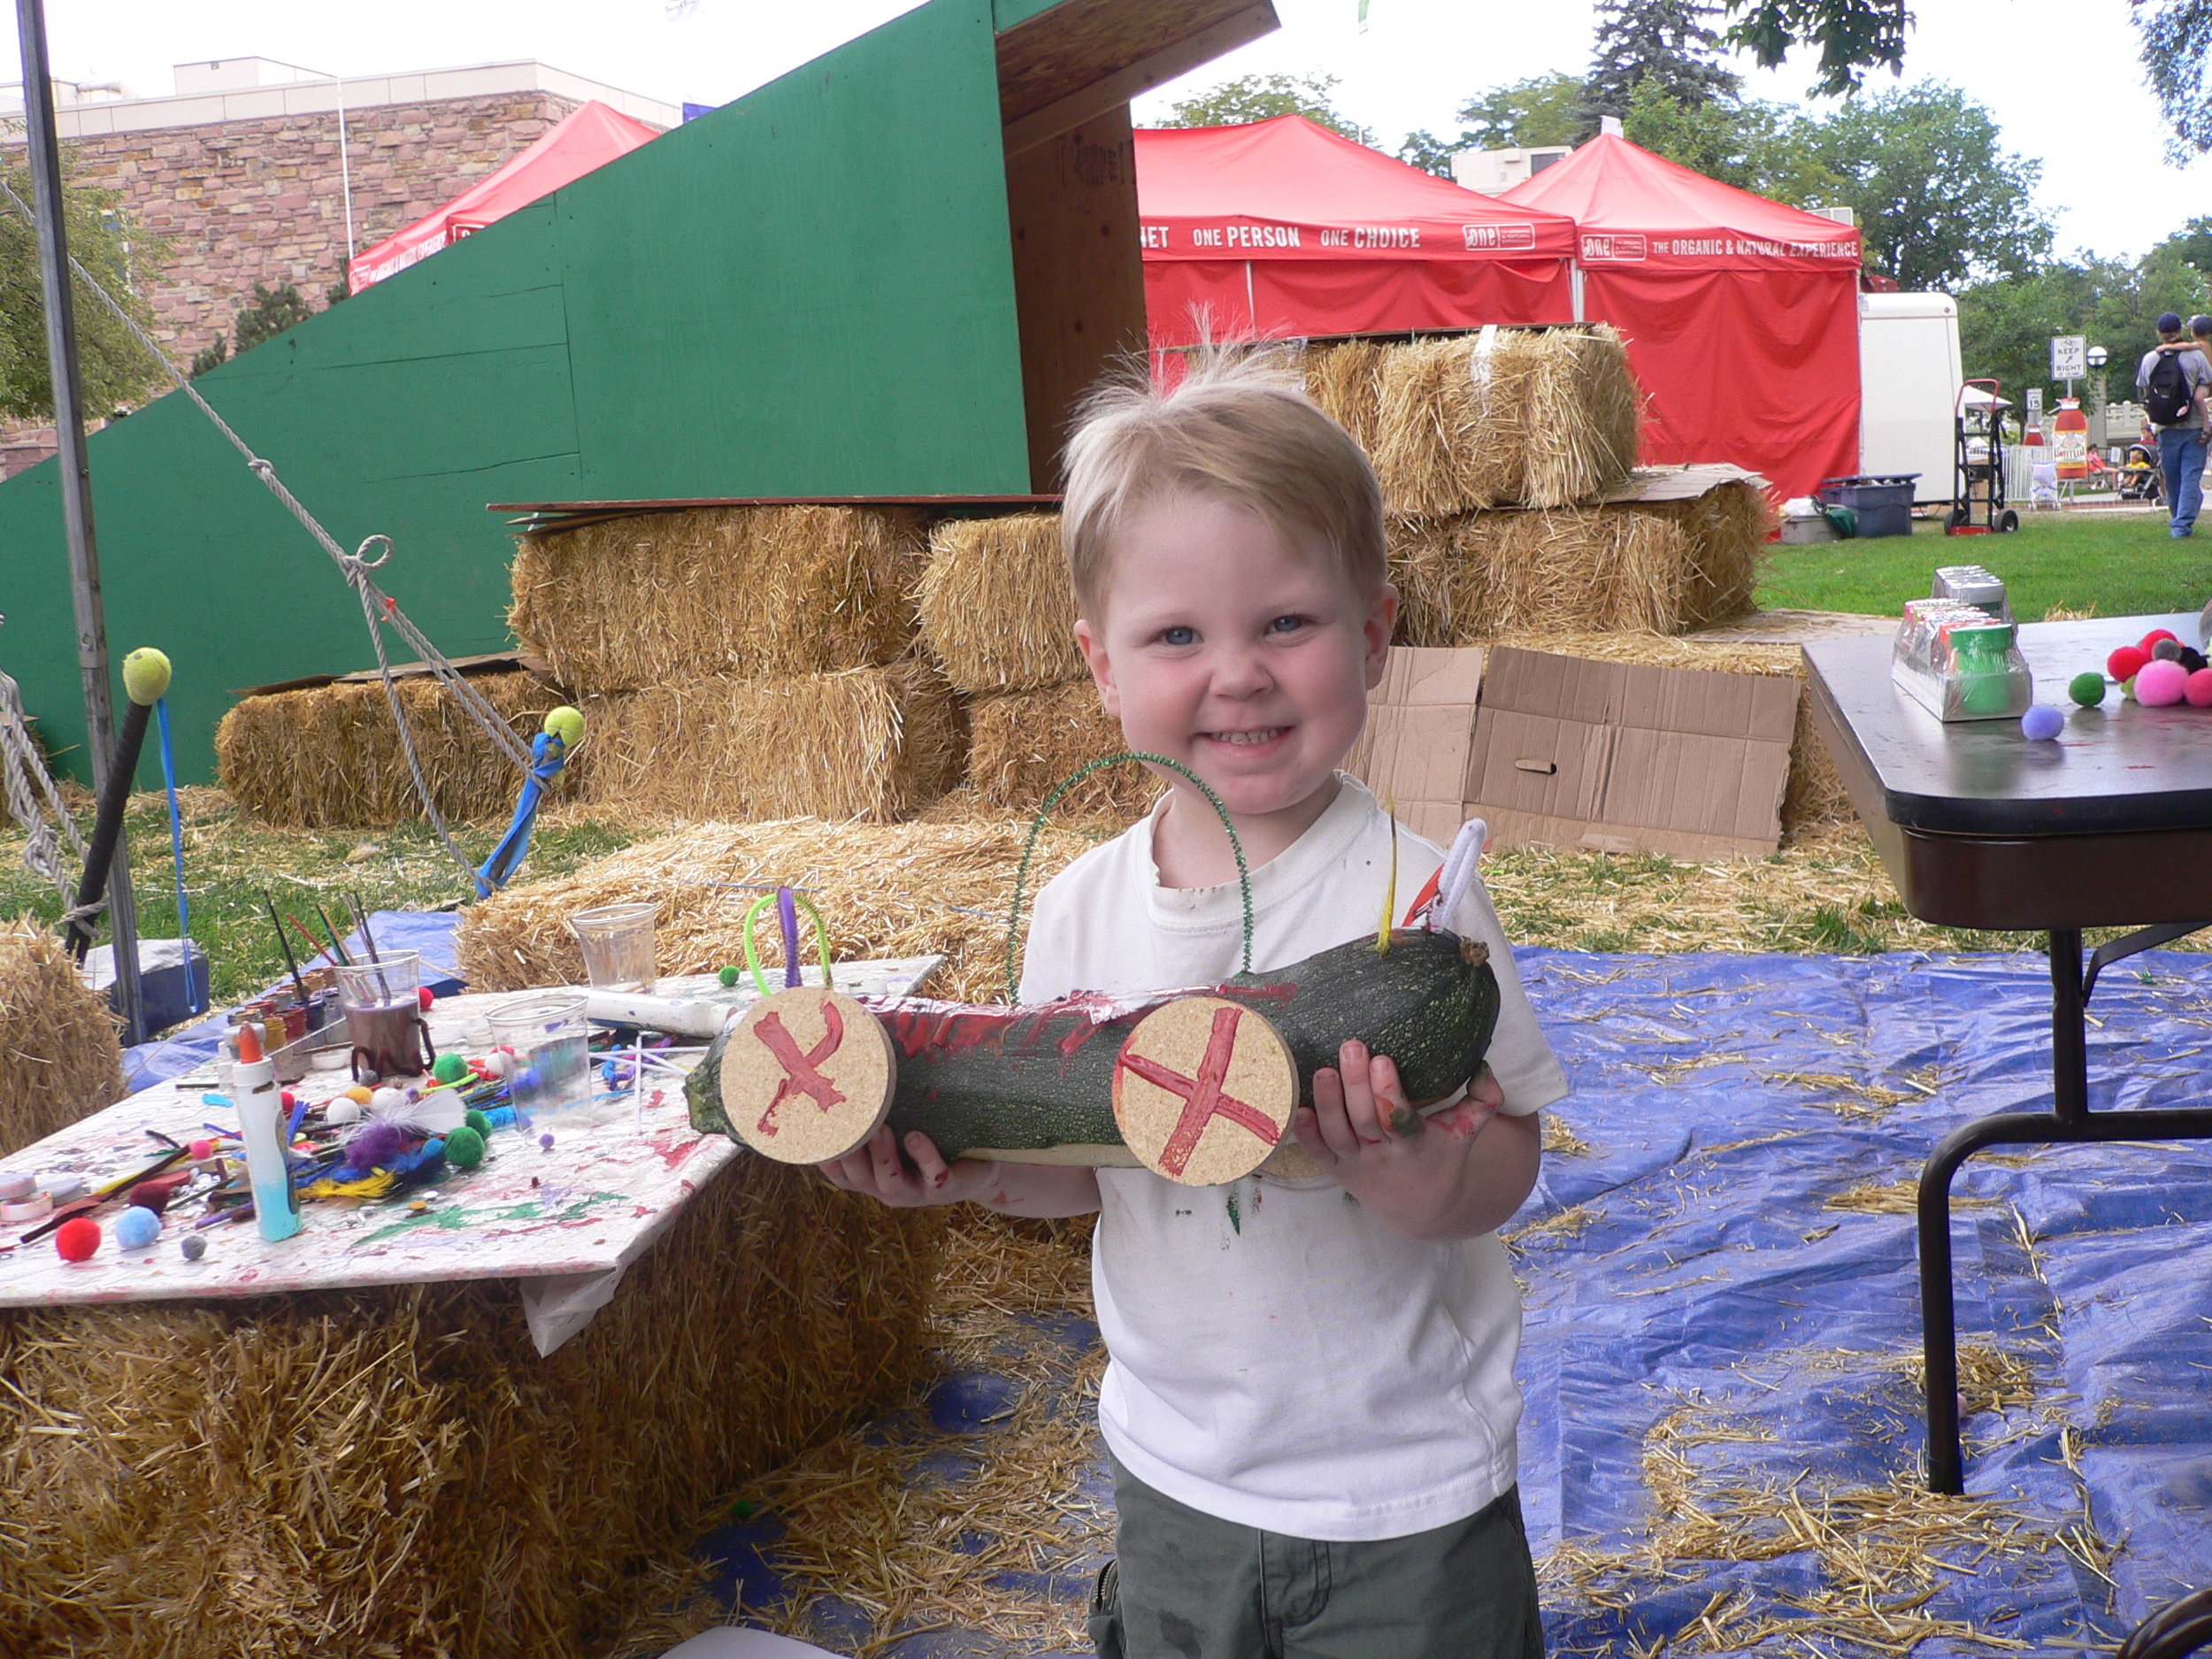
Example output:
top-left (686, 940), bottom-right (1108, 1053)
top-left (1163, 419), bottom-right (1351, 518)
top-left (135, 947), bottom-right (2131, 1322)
top-left (0, 792), bottom-right (645, 1025)
top-left (1757, 508), bottom-right (2209, 620)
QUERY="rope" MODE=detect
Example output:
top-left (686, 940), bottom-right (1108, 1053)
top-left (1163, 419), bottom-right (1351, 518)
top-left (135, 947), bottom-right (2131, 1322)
top-left (0, 666), bottom-right (86, 901)
top-left (1004, 752), bottom-right (1253, 1004)
top-left (1, 177), bottom-right (534, 889)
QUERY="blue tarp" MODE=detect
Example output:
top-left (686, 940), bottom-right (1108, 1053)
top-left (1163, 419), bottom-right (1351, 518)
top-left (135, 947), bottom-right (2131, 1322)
top-left (119, 910), bottom-right (464, 1093)
top-left (692, 947), bottom-right (2212, 1656)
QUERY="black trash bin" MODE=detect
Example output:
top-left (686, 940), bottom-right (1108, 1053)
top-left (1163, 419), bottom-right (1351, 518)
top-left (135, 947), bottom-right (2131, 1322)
top-left (1816, 474), bottom-right (1919, 539)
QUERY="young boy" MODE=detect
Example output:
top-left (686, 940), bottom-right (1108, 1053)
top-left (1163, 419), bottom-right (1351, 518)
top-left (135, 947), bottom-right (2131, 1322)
top-left (821, 357), bottom-right (1568, 1658)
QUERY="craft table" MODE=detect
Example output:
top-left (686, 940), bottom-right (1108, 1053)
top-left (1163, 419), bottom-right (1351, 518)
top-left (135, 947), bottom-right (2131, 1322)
top-left (1805, 613), bottom-right (2212, 1494)
top-left (0, 957), bottom-right (939, 1349)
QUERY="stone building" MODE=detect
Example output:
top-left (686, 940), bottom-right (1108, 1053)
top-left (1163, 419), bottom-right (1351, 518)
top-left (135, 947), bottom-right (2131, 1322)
top-left (1, 57), bottom-right (673, 475)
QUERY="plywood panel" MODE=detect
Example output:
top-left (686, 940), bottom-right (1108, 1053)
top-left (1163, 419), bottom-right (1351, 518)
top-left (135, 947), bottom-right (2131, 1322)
top-left (1002, 105), bottom-right (1148, 491)
top-left (995, 0), bottom-right (1271, 122)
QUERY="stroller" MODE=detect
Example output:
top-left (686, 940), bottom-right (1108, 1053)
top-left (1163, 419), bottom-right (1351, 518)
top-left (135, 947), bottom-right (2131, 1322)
top-left (2118, 440), bottom-right (2164, 504)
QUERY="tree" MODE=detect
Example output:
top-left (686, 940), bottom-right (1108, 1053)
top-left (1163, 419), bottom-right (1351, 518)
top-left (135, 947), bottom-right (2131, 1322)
top-left (1586, 0), bottom-right (1741, 121)
top-left (0, 158), bottom-right (163, 421)
top-left (2133, 0), bottom-right (2212, 155)
top-left (1719, 0), bottom-right (1910, 96)
top-left (1398, 73), bottom-right (1588, 177)
top-left (1156, 73), bottom-right (1374, 145)
top-left (189, 280), bottom-right (321, 379)
top-left (1957, 243), bottom-right (2211, 411)
top-left (1620, 81), bottom-right (1840, 203)
top-left (1801, 84), bottom-right (2051, 290)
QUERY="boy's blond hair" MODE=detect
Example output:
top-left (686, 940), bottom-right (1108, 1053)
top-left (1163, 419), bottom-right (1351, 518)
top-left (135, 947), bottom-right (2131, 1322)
top-left (1060, 350), bottom-right (1386, 619)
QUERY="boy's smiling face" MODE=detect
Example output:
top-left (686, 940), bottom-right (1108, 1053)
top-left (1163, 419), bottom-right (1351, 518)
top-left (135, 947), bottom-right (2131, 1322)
top-left (1074, 490), bottom-right (1395, 831)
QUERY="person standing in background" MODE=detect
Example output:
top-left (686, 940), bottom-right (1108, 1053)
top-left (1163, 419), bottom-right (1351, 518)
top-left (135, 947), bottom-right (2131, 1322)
top-left (2139, 312), bottom-right (2212, 538)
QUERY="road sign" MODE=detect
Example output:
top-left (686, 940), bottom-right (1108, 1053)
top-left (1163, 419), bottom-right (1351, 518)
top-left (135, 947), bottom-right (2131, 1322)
top-left (2051, 335), bottom-right (2087, 380)
top-left (2026, 387), bottom-right (2044, 417)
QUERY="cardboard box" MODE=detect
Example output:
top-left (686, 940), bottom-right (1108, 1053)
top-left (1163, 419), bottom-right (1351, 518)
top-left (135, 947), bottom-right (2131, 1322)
top-left (1464, 647), bottom-right (1794, 858)
top-left (1345, 647), bottom-right (1484, 845)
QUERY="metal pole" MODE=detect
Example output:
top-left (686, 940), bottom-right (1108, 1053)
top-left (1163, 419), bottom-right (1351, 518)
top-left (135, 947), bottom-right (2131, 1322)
top-left (15, 0), bottom-right (145, 1044)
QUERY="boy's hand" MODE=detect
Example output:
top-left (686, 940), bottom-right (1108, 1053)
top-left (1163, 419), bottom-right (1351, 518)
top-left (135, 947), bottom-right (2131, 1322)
top-left (819, 1127), bottom-right (1103, 1218)
top-left (819, 1126), bottom-right (997, 1208)
top-left (1292, 1042), bottom-right (1533, 1240)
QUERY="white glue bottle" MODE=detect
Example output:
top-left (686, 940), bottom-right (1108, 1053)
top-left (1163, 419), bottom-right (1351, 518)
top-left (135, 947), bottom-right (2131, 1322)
top-left (234, 1022), bottom-right (302, 1242)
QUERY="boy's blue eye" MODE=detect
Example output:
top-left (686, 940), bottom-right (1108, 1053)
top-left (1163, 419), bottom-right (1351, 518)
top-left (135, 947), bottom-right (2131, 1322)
top-left (1268, 615), bottom-right (1307, 634)
top-left (1160, 626), bottom-right (1196, 647)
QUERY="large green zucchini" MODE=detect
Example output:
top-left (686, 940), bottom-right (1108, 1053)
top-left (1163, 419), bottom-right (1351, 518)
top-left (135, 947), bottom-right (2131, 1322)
top-left (686, 927), bottom-right (1499, 1166)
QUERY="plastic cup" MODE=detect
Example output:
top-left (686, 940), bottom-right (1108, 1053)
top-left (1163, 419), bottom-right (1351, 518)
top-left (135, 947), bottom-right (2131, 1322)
top-left (335, 952), bottom-right (433, 1081)
top-left (489, 994), bottom-right (594, 1124)
top-left (568, 902), bottom-right (658, 993)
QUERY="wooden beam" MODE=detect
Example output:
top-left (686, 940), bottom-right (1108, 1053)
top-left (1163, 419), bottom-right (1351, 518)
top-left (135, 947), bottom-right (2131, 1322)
top-left (997, 0), bottom-right (1278, 136)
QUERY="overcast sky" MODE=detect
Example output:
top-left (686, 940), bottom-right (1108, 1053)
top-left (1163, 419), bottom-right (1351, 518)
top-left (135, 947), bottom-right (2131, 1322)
top-left (10, 0), bottom-right (2208, 265)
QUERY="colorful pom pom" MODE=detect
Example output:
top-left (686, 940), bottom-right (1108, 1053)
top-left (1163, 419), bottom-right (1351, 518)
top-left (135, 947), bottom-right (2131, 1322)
top-left (2108, 646), bottom-right (2151, 684)
top-left (443, 1124), bottom-right (487, 1170)
top-left (432, 1052), bottom-right (470, 1085)
top-left (325, 1097), bottom-right (362, 1125)
top-left (2137, 658), bottom-right (2189, 707)
top-left (346, 1121), bottom-right (408, 1171)
top-left (181, 1233), bottom-right (207, 1262)
top-left (114, 1205), bottom-right (163, 1249)
top-left (465, 1108), bottom-right (492, 1136)
top-left (370, 1087), bottom-right (405, 1115)
top-left (2153, 638), bottom-right (2185, 663)
top-left (54, 1217), bottom-right (101, 1261)
top-left (2020, 705), bottom-right (2064, 741)
top-left (2140, 628), bottom-right (2180, 651)
top-left (188, 1138), bottom-right (217, 1161)
top-left (2068, 672), bottom-right (2107, 707)
top-left (2187, 669), bottom-right (2212, 709)
top-left (718, 964), bottom-right (741, 987)
top-left (418, 986), bottom-right (435, 1012)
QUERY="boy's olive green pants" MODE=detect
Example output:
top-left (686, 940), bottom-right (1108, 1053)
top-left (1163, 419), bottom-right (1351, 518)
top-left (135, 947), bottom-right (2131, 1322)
top-left (1090, 1456), bottom-right (1544, 1659)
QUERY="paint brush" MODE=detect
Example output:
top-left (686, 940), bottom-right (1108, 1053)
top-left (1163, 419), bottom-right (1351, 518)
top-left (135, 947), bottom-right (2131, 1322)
top-left (313, 903), bottom-right (354, 968)
top-left (282, 909), bottom-right (337, 968)
top-left (265, 892), bottom-right (309, 1003)
top-left (351, 892), bottom-right (392, 1004)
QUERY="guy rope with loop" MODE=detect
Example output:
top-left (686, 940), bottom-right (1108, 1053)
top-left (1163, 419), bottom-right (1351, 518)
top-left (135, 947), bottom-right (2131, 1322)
top-left (1, 176), bottom-right (564, 897)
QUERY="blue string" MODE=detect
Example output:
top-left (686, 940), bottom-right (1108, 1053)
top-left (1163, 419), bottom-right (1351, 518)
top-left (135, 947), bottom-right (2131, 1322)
top-left (153, 698), bottom-right (204, 1016)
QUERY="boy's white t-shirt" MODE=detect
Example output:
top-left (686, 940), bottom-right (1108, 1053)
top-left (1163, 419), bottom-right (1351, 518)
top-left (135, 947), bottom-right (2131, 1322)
top-left (1018, 775), bottom-right (1569, 1542)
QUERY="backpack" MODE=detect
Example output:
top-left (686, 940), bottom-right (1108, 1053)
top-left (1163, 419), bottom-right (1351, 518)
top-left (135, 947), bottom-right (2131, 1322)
top-left (2146, 347), bottom-right (2199, 425)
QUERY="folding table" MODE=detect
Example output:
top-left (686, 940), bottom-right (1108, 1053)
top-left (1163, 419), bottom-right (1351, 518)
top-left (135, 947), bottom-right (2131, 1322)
top-left (1805, 611), bottom-right (2212, 1493)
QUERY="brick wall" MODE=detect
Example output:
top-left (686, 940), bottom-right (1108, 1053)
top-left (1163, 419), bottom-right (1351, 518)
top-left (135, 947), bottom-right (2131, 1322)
top-left (3, 90), bottom-right (587, 476)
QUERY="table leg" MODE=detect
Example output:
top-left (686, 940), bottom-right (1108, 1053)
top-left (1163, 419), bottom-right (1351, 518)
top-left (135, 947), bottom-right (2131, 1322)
top-left (1919, 922), bottom-right (2212, 1492)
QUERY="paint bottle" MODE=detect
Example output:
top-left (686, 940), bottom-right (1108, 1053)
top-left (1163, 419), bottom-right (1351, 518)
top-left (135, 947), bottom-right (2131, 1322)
top-left (234, 1023), bottom-right (302, 1242)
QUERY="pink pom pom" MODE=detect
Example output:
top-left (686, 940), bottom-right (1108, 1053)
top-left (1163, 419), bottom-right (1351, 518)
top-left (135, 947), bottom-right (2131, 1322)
top-left (2188, 669), bottom-right (2212, 709)
top-left (188, 1139), bottom-right (215, 1161)
top-left (2136, 658), bottom-right (2189, 707)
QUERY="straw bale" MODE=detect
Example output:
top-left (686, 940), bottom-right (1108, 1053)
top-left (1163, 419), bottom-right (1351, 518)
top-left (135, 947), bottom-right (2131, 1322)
top-left (510, 504), bottom-right (930, 693)
top-left (0, 1154), bottom-right (940, 1658)
top-left (0, 919), bottom-right (123, 1156)
top-left (1302, 338), bottom-right (1388, 458)
top-left (457, 816), bottom-right (1098, 1004)
top-left (966, 683), bottom-right (1158, 824)
top-left (1371, 326), bottom-right (1639, 515)
top-left (916, 513), bottom-right (1087, 694)
top-left (1391, 507), bottom-right (1690, 641)
top-left (587, 661), bottom-right (965, 824)
top-left (216, 669), bottom-right (577, 830)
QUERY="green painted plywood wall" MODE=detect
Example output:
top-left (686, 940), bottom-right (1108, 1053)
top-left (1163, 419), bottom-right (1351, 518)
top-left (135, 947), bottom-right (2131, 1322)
top-left (0, 0), bottom-right (1030, 787)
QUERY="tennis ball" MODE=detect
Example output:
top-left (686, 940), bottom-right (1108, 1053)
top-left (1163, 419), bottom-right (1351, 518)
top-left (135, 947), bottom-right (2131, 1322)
top-left (2137, 658), bottom-right (2189, 707)
top-left (542, 705), bottom-right (586, 749)
top-left (2068, 672), bottom-right (2107, 708)
top-left (442, 1124), bottom-right (487, 1170)
top-left (120, 647), bottom-right (172, 706)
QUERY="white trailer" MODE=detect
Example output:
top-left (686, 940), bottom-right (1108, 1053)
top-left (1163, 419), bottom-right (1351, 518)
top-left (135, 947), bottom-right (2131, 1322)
top-left (1859, 291), bottom-right (1962, 505)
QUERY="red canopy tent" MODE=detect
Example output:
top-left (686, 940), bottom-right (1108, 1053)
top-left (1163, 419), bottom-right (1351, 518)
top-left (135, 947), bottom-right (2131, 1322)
top-left (1134, 117), bottom-right (1578, 350)
top-left (1502, 133), bottom-right (1862, 503)
top-left (349, 102), bottom-right (661, 293)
